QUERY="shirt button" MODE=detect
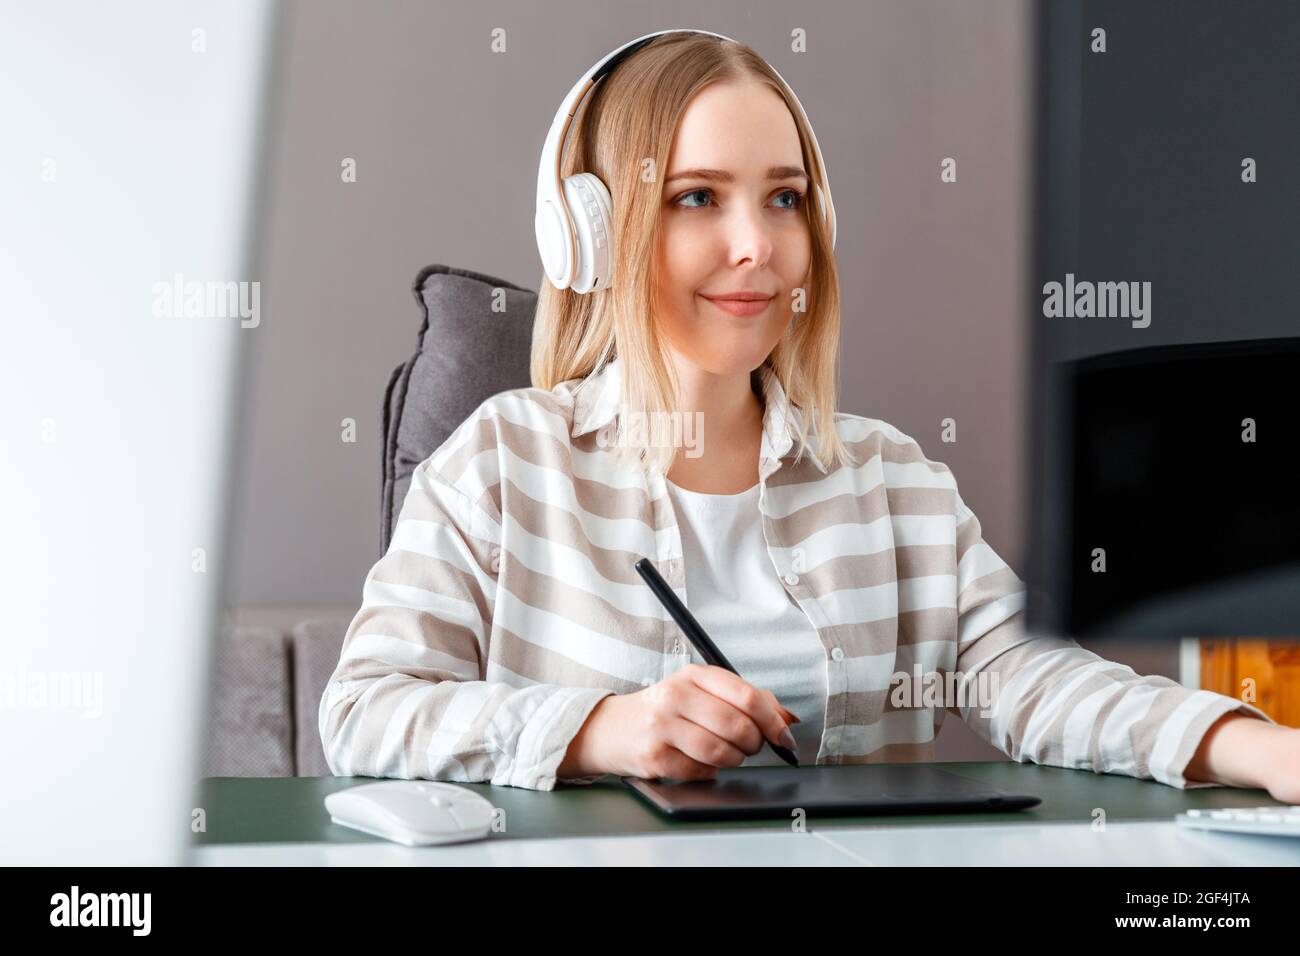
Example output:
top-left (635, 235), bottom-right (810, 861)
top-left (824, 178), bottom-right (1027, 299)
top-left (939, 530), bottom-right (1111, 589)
top-left (783, 572), bottom-right (799, 586)
top-left (830, 647), bottom-right (844, 662)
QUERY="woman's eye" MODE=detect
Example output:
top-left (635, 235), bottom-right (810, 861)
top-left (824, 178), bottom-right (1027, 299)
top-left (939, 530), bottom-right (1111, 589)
top-left (672, 188), bottom-right (806, 210)
top-left (772, 188), bottom-right (806, 210)
top-left (674, 188), bottom-right (712, 208)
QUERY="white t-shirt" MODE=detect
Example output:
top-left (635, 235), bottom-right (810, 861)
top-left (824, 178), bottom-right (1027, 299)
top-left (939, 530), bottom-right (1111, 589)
top-left (665, 478), bottom-right (828, 766)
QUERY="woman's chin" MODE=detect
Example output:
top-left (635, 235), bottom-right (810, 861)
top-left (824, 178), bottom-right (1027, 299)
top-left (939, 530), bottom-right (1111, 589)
top-left (678, 347), bottom-right (776, 380)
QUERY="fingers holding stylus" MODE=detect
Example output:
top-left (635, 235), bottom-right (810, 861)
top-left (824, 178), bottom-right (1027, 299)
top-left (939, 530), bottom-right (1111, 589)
top-left (682, 663), bottom-right (799, 752)
top-left (621, 665), bottom-right (801, 780)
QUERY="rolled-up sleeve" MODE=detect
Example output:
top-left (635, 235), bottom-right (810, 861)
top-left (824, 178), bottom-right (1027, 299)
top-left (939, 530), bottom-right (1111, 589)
top-left (317, 458), bottom-right (614, 791)
top-left (947, 490), bottom-right (1275, 789)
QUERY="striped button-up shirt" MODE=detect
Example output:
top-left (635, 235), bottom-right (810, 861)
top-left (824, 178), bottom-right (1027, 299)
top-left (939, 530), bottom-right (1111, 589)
top-left (319, 354), bottom-right (1272, 790)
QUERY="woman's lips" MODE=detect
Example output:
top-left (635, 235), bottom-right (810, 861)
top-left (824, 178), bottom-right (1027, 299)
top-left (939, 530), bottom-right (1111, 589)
top-left (701, 295), bottom-right (774, 317)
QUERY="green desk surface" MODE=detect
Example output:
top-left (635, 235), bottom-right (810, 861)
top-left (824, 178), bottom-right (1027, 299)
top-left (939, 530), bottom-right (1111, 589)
top-left (191, 762), bottom-right (1285, 846)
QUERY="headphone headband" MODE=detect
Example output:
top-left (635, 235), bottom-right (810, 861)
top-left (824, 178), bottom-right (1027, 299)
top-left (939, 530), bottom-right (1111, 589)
top-left (535, 29), bottom-right (836, 292)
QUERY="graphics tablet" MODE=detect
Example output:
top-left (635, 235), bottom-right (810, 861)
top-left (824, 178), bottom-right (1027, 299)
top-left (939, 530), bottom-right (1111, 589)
top-left (623, 764), bottom-right (1041, 820)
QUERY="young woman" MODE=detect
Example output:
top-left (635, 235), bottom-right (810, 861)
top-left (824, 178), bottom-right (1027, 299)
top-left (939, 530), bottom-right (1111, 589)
top-left (319, 33), bottom-right (1299, 799)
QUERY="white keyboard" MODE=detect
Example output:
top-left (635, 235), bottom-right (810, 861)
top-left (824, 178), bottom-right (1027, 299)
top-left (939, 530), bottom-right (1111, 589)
top-left (1176, 806), bottom-right (1300, 836)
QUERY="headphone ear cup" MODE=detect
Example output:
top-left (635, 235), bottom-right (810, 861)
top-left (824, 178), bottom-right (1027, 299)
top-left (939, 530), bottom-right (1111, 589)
top-left (535, 198), bottom-right (570, 287)
top-left (561, 172), bottom-right (614, 293)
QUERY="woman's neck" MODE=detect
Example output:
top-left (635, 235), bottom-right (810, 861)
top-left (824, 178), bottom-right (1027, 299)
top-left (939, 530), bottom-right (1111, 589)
top-left (664, 358), bottom-right (764, 494)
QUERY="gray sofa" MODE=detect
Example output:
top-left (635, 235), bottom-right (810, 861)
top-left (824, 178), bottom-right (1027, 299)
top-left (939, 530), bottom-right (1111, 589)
top-left (202, 619), bottom-right (349, 777)
top-left (202, 264), bottom-right (541, 777)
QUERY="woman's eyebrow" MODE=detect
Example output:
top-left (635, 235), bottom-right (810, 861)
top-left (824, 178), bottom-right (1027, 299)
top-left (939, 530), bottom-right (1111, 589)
top-left (664, 165), bottom-right (808, 185)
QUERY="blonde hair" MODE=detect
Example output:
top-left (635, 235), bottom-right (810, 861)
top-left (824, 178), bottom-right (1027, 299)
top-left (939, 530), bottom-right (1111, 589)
top-left (530, 33), bottom-right (857, 478)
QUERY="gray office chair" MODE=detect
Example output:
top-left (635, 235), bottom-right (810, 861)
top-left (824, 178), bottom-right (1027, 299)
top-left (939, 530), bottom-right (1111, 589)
top-left (380, 263), bottom-right (539, 555)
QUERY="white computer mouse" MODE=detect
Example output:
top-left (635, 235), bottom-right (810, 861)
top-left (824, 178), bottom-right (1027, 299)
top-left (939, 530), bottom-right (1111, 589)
top-left (324, 780), bottom-right (497, 846)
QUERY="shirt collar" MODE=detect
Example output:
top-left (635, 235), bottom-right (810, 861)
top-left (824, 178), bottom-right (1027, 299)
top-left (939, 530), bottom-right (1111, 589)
top-left (569, 354), bottom-right (808, 470)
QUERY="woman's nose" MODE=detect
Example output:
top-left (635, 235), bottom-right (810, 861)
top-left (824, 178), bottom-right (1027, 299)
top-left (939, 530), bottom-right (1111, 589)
top-left (726, 205), bottom-right (774, 268)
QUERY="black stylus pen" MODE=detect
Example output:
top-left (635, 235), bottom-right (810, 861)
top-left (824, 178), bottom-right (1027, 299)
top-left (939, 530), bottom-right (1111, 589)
top-left (633, 556), bottom-right (800, 768)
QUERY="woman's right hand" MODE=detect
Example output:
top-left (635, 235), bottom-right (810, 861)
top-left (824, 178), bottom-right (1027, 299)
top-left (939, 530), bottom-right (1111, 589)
top-left (560, 663), bottom-right (800, 781)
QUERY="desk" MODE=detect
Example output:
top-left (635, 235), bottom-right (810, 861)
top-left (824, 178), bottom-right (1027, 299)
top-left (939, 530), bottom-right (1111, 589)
top-left (189, 761), bottom-right (1300, 866)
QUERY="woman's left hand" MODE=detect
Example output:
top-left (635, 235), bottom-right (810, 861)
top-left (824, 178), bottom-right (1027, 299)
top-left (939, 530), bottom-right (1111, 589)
top-left (1186, 713), bottom-right (1300, 802)
top-left (1259, 726), bottom-right (1300, 804)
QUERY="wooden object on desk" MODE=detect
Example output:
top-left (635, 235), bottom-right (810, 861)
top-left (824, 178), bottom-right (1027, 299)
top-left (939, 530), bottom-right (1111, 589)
top-left (1200, 638), bottom-right (1300, 726)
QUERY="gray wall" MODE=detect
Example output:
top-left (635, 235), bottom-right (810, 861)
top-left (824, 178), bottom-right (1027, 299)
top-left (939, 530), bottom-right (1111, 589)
top-left (230, 0), bottom-right (1036, 610)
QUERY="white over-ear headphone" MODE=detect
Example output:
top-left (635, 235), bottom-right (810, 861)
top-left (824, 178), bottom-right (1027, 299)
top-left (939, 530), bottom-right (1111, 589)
top-left (535, 29), bottom-right (837, 294)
